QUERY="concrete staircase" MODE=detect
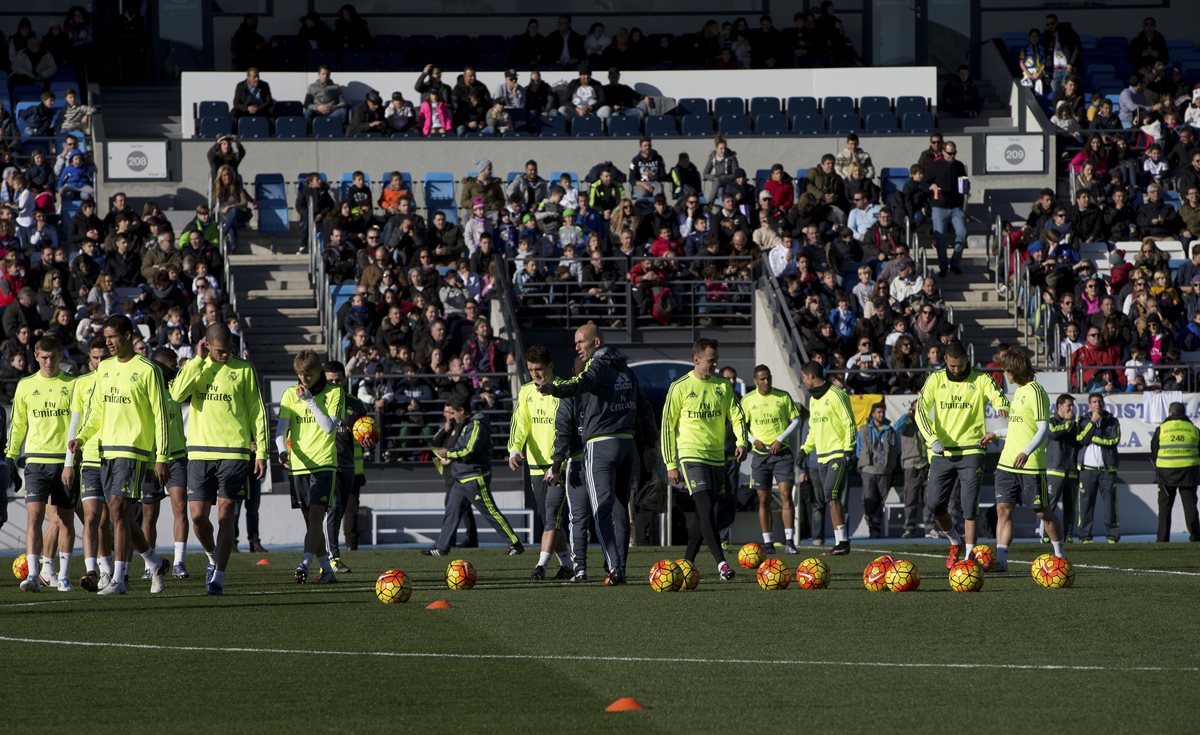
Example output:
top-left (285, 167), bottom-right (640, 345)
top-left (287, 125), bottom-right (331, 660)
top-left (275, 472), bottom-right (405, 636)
top-left (930, 234), bottom-right (1024, 362)
top-left (98, 84), bottom-right (182, 139)
top-left (230, 238), bottom-right (326, 376)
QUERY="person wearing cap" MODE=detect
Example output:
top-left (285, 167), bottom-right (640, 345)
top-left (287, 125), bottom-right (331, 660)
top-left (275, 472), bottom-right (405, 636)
top-left (232, 67), bottom-right (274, 121)
top-left (384, 92), bottom-right (415, 132)
top-left (493, 69), bottom-right (525, 110)
top-left (629, 137), bottom-right (668, 199)
top-left (348, 89), bottom-right (386, 136)
top-left (559, 64), bottom-right (610, 119)
top-left (304, 65), bottom-right (347, 122)
top-left (889, 258), bottom-right (921, 304)
top-left (603, 68), bottom-right (645, 119)
top-left (458, 160), bottom-right (505, 219)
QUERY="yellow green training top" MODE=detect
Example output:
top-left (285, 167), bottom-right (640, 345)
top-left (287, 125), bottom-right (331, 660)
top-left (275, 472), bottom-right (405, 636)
top-left (7, 371), bottom-right (74, 464)
top-left (799, 382), bottom-right (857, 463)
top-left (916, 368), bottom-right (1010, 457)
top-left (69, 370), bottom-right (101, 467)
top-left (76, 355), bottom-right (170, 464)
top-left (170, 354), bottom-right (269, 461)
top-left (741, 387), bottom-right (801, 454)
top-left (998, 380), bottom-right (1050, 474)
top-left (279, 382), bottom-right (344, 475)
top-left (660, 372), bottom-right (747, 470)
top-left (507, 378), bottom-right (563, 474)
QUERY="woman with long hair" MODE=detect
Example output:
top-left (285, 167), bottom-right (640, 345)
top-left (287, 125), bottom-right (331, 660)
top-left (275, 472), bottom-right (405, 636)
top-left (212, 163), bottom-right (251, 253)
top-left (608, 198), bottom-right (638, 244)
top-left (887, 334), bottom-right (923, 392)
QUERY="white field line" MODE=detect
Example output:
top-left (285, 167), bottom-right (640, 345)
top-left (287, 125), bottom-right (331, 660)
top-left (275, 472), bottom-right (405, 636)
top-left (857, 547), bottom-right (1200, 578)
top-left (0, 585), bottom-right (374, 608)
top-left (0, 635), bottom-right (1196, 674)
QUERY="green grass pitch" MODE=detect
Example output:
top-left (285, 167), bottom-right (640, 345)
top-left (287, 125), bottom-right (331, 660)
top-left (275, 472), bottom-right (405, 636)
top-left (3, 543), bottom-right (1199, 733)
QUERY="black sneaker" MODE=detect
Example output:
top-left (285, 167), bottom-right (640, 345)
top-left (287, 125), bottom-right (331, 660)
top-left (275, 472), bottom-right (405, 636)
top-left (294, 566), bottom-right (307, 584)
top-left (570, 569), bottom-right (588, 583)
top-left (80, 571), bottom-right (98, 592)
top-left (531, 565), bottom-right (545, 580)
top-left (825, 541), bottom-right (851, 556)
top-left (249, 542), bottom-right (268, 553)
top-left (937, 269), bottom-right (948, 278)
top-left (950, 265), bottom-right (963, 275)
top-left (603, 570), bottom-right (626, 586)
top-left (554, 566), bottom-right (575, 580)
top-left (762, 543), bottom-right (776, 555)
top-left (506, 542), bottom-right (525, 556)
top-left (783, 542), bottom-right (799, 555)
top-left (420, 547), bottom-right (444, 556)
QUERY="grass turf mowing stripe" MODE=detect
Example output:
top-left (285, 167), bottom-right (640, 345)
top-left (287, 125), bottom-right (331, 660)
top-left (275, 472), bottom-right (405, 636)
top-left (1, 635), bottom-right (1197, 674)
top-left (856, 547), bottom-right (1200, 577)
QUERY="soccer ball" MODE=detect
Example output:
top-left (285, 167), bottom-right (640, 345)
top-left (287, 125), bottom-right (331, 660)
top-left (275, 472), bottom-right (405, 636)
top-left (648, 560), bottom-right (681, 592)
top-left (885, 559), bottom-right (921, 592)
top-left (863, 558), bottom-right (894, 591)
top-left (12, 553), bottom-right (28, 580)
top-left (1037, 557), bottom-right (1075, 589)
top-left (1030, 553), bottom-right (1054, 580)
top-left (353, 415), bottom-right (380, 446)
top-left (948, 559), bottom-right (985, 592)
top-left (738, 542), bottom-right (766, 569)
top-left (795, 558), bottom-right (829, 590)
top-left (445, 559), bottom-right (477, 590)
top-left (970, 544), bottom-right (995, 572)
top-left (756, 558), bottom-right (791, 590)
top-left (673, 559), bottom-right (700, 591)
top-left (375, 569), bottom-right (412, 604)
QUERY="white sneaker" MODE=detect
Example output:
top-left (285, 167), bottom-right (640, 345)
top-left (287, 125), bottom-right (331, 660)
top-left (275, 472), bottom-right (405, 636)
top-left (313, 570), bottom-right (337, 585)
top-left (97, 582), bottom-right (125, 596)
top-left (39, 565), bottom-right (55, 587)
top-left (97, 571), bottom-right (113, 591)
top-left (57, 577), bottom-right (73, 592)
top-left (150, 559), bottom-right (168, 594)
top-left (19, 577), bottom-right (41, 592)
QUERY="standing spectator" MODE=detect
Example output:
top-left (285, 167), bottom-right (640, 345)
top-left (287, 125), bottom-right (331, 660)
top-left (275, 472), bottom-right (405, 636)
top-left (334, 4), bottom-right (371, 50)
top-left (509, 19), bottom-right (544, 69)
top-left (1043, 15), bottom-right (1081, 97)
top-left (232, 67), bottom-right (274, 121)
top-left (231, 13), bottom-right (265, 70)
top-left (413, 64), bottom-right (452, 104)
top-left (856, 402), bottom-right (896, 539)
top-left (941, 64), bottom-right (984, 117)
top-left (1128, 17), bottom-right (1169, 71)
top-left (925, 140), bottom-right (969, 277)
top-left (206, 135), bottom-right (245, 178)
top-left (1076, 393), bottom-right (1122, 543)
top-left (546, 15), bottom-right (585, 69)
top-left (298, 11), bottom-right (335, 51)
top-left (304, 65), bottom-right (348, 123)
top-left (295, 172), bottom-right (334, 248)
top-left (10, 36), bottom-right (56, 88)
top-left (1018, 29), bottom-right (1047, 96)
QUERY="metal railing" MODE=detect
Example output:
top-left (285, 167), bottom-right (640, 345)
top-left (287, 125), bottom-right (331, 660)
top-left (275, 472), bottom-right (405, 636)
top-left (1063, 363), bottom-right (1195, 391)
top-left (491, 249), bottom-right (530, 390)
top-left (759, 273), bottom-right (810, 370)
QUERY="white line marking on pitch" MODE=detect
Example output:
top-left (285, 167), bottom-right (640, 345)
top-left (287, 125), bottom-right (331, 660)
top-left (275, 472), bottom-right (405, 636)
top-left (0, 635), bottom-right (1195, 674)
top-left (0, 586), bottom-right (374, 608)
top-left (858, 547), bottom-right (1200, 578)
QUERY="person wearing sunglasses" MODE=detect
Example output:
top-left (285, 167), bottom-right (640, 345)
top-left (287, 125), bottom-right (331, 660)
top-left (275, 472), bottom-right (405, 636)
top-left (924, 140), bottom-right (969, 277)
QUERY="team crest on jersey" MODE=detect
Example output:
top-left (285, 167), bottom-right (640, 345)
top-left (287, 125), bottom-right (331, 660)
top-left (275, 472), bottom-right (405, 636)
top-left (131, 372), bottom-right (139, 382)
top-left (229, 371), bottom-right (237, 382)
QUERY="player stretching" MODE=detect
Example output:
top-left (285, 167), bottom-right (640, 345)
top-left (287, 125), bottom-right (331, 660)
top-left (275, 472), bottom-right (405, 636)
top-left (172, 325), bottom-right (268, 595)
top-left (140, 348), bottom-right (190, 581)
top-left (989, 349), bottom-right (1067, 570)
top-left (662, 339), bottom-right (747, 580)
top-left (540, 323), bottom-right (656, 585)
top-left (740, 365), bottom-right (801, 554)
top-left (508, 344), bottom-right (573, 580)
top-left (276, 350), bottom-right (341, 585)
top-left (797, 361), bottom-right (858, 556)
top-left (69, 316), bottom-right (171, 595)
top-left (67, 338), bottom-right (114, 591)
top-left (9, 336), bottom-right (75, 591)
top-left (916, 342), bottom-right (1010, 568)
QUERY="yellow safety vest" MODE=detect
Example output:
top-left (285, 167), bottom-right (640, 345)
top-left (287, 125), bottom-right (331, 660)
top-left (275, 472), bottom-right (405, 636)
top-left (1156, 419), bottom-right (1200, 469)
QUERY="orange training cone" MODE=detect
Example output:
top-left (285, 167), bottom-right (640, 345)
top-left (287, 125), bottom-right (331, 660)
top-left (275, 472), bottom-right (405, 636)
top-left (255, 559), bottom-right (271, 566)
top-left (605, 697), bottom-right (646, 712)
top-left (425, 600), bottom-right (453, 609)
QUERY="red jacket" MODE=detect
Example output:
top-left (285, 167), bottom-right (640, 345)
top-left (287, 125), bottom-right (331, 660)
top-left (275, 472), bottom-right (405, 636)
top-left (764, 178), bottom-right (795, 212)
top-left (1071, 341), bottom-right (1122, 389)
top-left (650, 237), bottom-right (682, 258)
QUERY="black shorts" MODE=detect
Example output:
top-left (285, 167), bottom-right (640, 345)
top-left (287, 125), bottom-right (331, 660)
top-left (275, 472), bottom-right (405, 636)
top-left (188, 459), bottom-right (251, 503)
top-left (750, 451), bottom-right (796, 490)
top-left (101, 458), bottom-right (146, 501)
top-left (80, 465), bottom-right (104, 501)
top-left (142, 458), bottom-right (188, 503)
top-left (994, 470), bottom-right (1049, 510)
top-left (289, 471), bottom-right (336, 509)
top-left (24, 463), bottom-right (73, 506)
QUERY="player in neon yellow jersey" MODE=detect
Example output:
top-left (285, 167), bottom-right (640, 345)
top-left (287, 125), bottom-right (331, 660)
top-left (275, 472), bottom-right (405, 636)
top-left (798, 361), bottom-right (858, 556)
top-left (9, 335), bottom-right (75, 591)
top-left (64, 337), bottom-right (115, 591)
top-left (662, 338), bottom-right (747, 581)
top-left (275, 350), bottom-right (343, 585)
top-left (740, 365), bottom-right (801, 554)
top-left (986, 347), bottom-right (1066, 571)
top-left (139, 348), bottom-right (190, 583)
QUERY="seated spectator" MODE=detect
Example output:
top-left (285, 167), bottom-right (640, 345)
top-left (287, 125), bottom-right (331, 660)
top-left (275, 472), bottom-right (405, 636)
top-left (57, 151), bottom-right (93, 201)
top-left (602, 68), bottom-right (645, 119)
top-left (702, 136), bottom-right (740, 206)
top-left (304, 65), bottom-right (348, 123)
top-left (213, 164), bottom-right (251, 253)
top-left (56, 89), bottom-right (97, 135)
top-left (629, 137), bottom-right (668, 199)
top-left (1119, 74), bottom-right (1157, 128)
top-left (296, 172), bottom-right (335, 247)
top-left (762, 163), bottom-right (794, 212)
top-left (0, 104), bottom-right (17, 148)
top-left (834, 134), bottom-right (875, 181)
top-left (348, 90), bottom-right (387, 136)
top-left (207, 134), bottom-right (246, 178)
top-left (459, 160), bottom-right (505, 220)
top-left (585, 22), bottom-right (611, 59)
top-left (889, 260), bottom-right (921, 305)
top-left (805, 154), bottom-right (846, 213)
top-left (416, 89), bottom-right (452, 137)
top-left (20, 92), bottom-right (58, 138)
top-left (177, 204), bottom-right (219, 250)
top-left (846, 190), bottom-right (881, 241)
top-left (1136, 185), bottom-right (1179, 239)
top-left (454, 90), bottom-right (489, 137)
top-left (384, 92), bottom-right (415, 133)
top-left (232, 67), bottom-right (274, 121)
top-left (10, 36), bottom-right (56, 88)
top-left (559, 66), bottom-right (610, 119)
top-left (523, 69), bottom-right (557, 122)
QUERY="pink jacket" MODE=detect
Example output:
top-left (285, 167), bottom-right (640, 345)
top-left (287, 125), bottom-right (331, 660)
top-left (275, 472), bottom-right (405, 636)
top-left (418, 101), bottom-right (452, 136)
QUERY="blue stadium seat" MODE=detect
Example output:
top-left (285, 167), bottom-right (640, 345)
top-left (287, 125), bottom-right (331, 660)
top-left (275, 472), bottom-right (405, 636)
top-left (503, 130), bottom-right (532, 137)
top-left (902, 110), bottom-right (935, 132)
top-left (311, 115), bottom-right (345, 138)
top-left (681, 113), bottom-right (714, 136)
top-left (895, 96), bottom-right (929, 119)
top-left (237, 115), bottom-right (270, 139)
top-left (791, 113), bottom-right (824, 135)
top-left (424, 172), bottom-right (457, 224)
top-left (537, 116), bottom-right (568, 136)
top-left (827, 112), bottom-right (860, 134)
top-left (48, 81), bottom-right (76, 101)
top-left (571, 115), bottom-right (604, 137)
top-left (340, 50), bottom-right (373, 70)
top-left (254, 174), bottom-right (289, 234)
top-left (787, 96), bottom-right (819, 117)
top-left (198, 100), bottom-right (229, 118)
top-left (749, 96), bottom-right (781, 118)
top-left (539, 129), bottom-right (568, 138)
top-left (607, 115), bottom-right (642, 137)
top-left (645, 115), bottom-right (678, 137)
top-left (755, 169), bottom-right (771, 191)
top-left (379, 171), bottom-right (414, 193)
top-left (197, 115), bottom-right (231, 139)
top-left (274, 116), bottom-right (307, 138)
top-left (880, 167), bottom-right (910, 202)
top-left (865, 113), bottom-right (898, 133)
top-left (676, 97), bottom-right (709, 117)
top-left (859, 96), bottom-right (892, 119)
top-left (755, 113), bottom-right (789, 136)
top-left (713, 97), bottom-right (744, 118)
top-left (339, 172), bottom-right (370, 201)
top-left (549, 171), bottom-right (579, 189)
top-left (11, 84), bottom-right (42, 104)
top-left (823, 96), bottom-right (855, 118)
top-left (275, 100), bottom-right (304, 117)
top-left (717, 114), bottom-right (751, 136)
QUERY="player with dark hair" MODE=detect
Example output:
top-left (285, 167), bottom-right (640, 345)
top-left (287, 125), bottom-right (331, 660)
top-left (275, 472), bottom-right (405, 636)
top-left (662, 338), bottom-right (747, 580)
top-left (1044, 393), bottom-right (1079, 543)
top-left (65, 338), bottom-right (113, 592)
top-left (798, 361), bottom-right (857, 556)
top-left (323, 360), bottom-right (373, 575)
top-left (140, 347), bottom-right (190, 581)
top-left (916, 342), bottom-right (1009, 568)
top-left (740, 364), bottom-right (801, 554)
top-left (1076, 393), bottom-right (1121, 543)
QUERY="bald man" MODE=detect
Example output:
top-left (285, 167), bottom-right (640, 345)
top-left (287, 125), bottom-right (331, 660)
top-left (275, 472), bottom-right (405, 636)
top-left (540, 323), bottom-right (657, 585)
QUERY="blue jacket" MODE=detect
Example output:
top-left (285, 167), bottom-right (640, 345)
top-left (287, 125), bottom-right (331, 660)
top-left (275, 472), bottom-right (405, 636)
top-left (58, 162), bottom-right (93, 190)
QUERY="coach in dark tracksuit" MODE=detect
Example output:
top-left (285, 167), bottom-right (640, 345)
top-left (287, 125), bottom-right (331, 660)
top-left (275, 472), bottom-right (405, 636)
top-left (1076, 394), bottom-right (1121, 543)
top-left (1150, 402), bottom-right (1200, 542)
top-left (542, 325), bottom-right (656, 585)
top-left (1045, 395), bottom-right (1080, 541)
